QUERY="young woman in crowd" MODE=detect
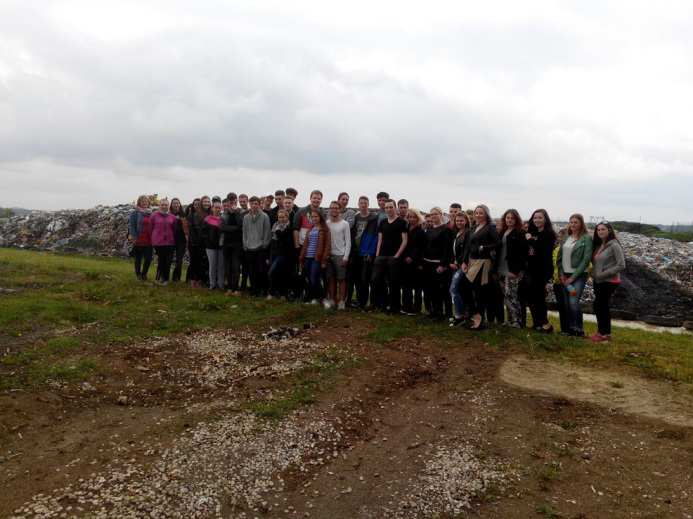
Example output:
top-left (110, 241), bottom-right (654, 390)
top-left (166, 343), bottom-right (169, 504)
top-left (169, 198), bottom-right (189, 282)
top-left (299, 210), bottom-right (330, 304)
top-left (556, 213), bottom-right (593, 337)
top-left (590, 221), bottom-right (625, 342)
top-left (127, 195), bottom-right (153, 281)
top-left (526, 209), bottom-right (557, 333)
top-left (268, 209), bottom-right (296, 299)
top-left (497, 209), bottom-right (528, 327)
top-left (486, 218), bottom-right (506, 325)
top-left (149, 198), bottom-right (178, 286)
top-left (401, 208), bottom-right (426, 315)
top-left (448, 212), bottom-right (471, 326)
top-left (421, 207), bottom-right (453, 320)
top-left (463, 205), bottom-right (500, 330)
top-left (201, 199), bottom-right (224, 290)
top-left (187, 196), bottom-right (211, 288)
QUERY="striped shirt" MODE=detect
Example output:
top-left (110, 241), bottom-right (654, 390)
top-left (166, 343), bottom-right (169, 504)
top-left (306, 227), bottom-right (320, 258)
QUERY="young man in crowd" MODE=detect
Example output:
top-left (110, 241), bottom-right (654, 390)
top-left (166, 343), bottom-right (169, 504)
top-left (447, 203), bottom-right (462, 230)
top-left (269, 189), bottom-right (285, 225)
top-left (337, 192), bottom-right (356, 227)
top-left (325, 201), bottom-right (351, 310)
top-left (242, 196), bottom-right (271, 296)
top-left (397, 199), bottom-right (409, 220)
top-left (283, 195), bottom-right (297, 222)
top-left (293, 190), bottom-right (324, 249)
top-left (376, 192), bottom-right (390, 223)
top-left (220, 192), bottom-right (244, 295)
top-left (262, 195), bottom-right (274, 214)
top-left (238, 194), bottom-right (249, 214)
top-left (373, 199), bottom-right (408, 313)
top-left (285, 187), bottom-right (298, 204)
top-left (349, 195), bottom-right (378, 309)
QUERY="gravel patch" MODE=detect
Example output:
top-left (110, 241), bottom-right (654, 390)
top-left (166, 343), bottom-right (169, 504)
top-left (12, 410), bottom-right (343, 518)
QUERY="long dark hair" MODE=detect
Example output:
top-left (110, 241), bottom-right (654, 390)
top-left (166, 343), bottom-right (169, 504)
top-left (170, 198), bottom-right (185, 217)
top-left (528, 208), bottom-right (557, 243)
top-left (592, 221), bottom-right (618, 251)
top-left (499, 209), bottom-right (523, 234)
top-left (310, 209), bottom-right (327, 230)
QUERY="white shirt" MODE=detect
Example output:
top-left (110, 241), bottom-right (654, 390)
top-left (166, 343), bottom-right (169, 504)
top-left (562, 236), bottom-right (577, 274)
top-left (326, 219), bottom-right (351, 257)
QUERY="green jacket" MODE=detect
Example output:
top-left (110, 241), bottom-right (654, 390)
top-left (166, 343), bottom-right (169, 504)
top-left (556, 234), bottom-right (592, 279)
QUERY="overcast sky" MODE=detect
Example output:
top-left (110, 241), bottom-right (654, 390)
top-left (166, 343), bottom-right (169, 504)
top-left (1, 1), bottom-right (692, 223)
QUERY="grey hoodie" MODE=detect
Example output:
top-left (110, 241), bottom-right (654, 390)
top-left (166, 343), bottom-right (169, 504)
top-left (242, 211), bottom-right (271, 251)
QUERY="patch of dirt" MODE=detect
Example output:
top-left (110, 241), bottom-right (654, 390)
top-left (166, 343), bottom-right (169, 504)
top-left (499, 354), bottom-right (693, 428)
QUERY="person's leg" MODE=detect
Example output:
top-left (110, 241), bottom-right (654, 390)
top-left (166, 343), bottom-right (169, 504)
top-left (361, 258), bottom-right (373, 309)
top-left (371, 257), bottom-right (387, 310)
top-left (309, 258), bottom-right (323, 300)
top-left (160, 246), bottom-right (173, 282)
top-left (172, 241), bottom-right (185, 281)
top-left (206, 249), bottom-right (216, 288)
top-left (450, 270), bottom-right (464, 319)
top-left (217, 249), bottom-right (226, 289)
top-left (388, 257), bottom-right (402, 313)
top-left (240, 250), bottom-right (248, 291)
top-left (504, 275), bottom-right (522, 327)
top-left (141, 246), bottom-right (153, 279)
top-left (601, 282), bottom-right (617, 336)
top-left (133, 246), bottom-right (143, 278)
top-left (401, 263), bottom-right (413, 313)
top-left (326, 258), bottom-right (337, 303)
top-left (567, 275), bottom-right (587, 335)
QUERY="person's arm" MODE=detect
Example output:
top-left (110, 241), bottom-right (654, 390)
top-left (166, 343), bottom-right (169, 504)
top-left (394, 232), bottom-right (407, 259)
top-left (375, 233), bottom-right (383, 257)
top-left (600, 242), bottom-right (626, 279)
top-left (262, 215), bottom-right (272, 249)
top-left (242, 216), bottom-right (249, 250)
top-left (342, 222), bottom-right (351, 261)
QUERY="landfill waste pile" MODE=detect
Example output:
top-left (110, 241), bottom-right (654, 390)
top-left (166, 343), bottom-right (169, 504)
top-left (0, 203), bottom-right (691, 323)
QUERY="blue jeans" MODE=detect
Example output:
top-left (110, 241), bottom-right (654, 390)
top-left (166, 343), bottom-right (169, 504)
top-left (303, 257), bottom-right (323, 300)
top-left (449, 269), bottom-right (466, 318)
top-left (558, 273), bottom-right (587, 334)
top-left (268, 255), bottom-right (289, 296)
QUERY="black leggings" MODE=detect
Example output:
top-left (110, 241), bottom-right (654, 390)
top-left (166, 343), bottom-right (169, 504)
top-left (422, 262), bottom-right (448, 317)
top-left (154, 245), bottom-right (174, 282)
top-left (171, 240), bottom-right (187, 282)
top-left (594, 281), bottom-right (618, 335)
top-left (527, 274), bottom-right (550, 327)
top-left (133, 245), bottom-right (152, 279)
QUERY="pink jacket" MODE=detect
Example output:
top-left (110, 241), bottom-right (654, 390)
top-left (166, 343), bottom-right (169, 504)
top-left (150, 211), bottom-right (177, 246)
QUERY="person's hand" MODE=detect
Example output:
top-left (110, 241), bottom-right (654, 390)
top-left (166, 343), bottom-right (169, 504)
top-left (525, 233), bottom-right (533, 241)
top-left (508, 272), bottom-right (517, 279)
top-left (560, 275), bottom-right (569, 286)
top-left (436, 266), bottom-right (445, 274)
top-left (341, 258), bottom-right (348, 266)
top-left (266, 259), bottom-right (270, 265)
top-left (404, 257), bottom-right (413, 264)
top-left (461, 263), bottom-right (468, 273)
top-left (321, 263), bottom-right (327, 269)
top-left (366, 255), bottom-right (373, 263)
top-left (449, 263), bottom-right (458, 271)
top-left (479, 245), bottom-right (484, 252)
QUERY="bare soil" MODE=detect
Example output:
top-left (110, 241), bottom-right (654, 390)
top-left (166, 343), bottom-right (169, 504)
top-left (2, 314), bottom-right (693, 518)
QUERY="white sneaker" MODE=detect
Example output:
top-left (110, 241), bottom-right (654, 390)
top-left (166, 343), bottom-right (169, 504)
top-left (323, 299), bottom-right (333, 310)
top-left (266, 295), bottom-right (273, 301)
top-left (310, 299), bottom-right (319, 305)
top-left (337, 302), bottom-right (346, 311)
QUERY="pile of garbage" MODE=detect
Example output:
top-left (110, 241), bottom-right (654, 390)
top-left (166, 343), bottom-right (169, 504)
top-left (0, 204), bottom-right (134, 257)
top-left (618, 232), bottom-right (693, 291)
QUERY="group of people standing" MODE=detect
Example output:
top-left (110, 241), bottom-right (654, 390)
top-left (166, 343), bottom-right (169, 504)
top-left (127, 188), bottom-right (626, 343)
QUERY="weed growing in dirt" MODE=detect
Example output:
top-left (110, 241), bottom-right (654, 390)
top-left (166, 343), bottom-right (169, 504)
top-left (535, 504), bottom-right (563, 518)
top-left (536, 461), bottom-right (562, 491)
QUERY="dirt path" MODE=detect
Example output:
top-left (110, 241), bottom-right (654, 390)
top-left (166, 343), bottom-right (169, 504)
top-left (3, 318), bottom-right (693, 518)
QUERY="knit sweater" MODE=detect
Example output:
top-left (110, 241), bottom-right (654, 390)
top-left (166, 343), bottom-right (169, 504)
top-left (326, 219), bottom-right (352, 257)
top-left (591, 239), bottom-right (626, 283)
top-left (242, 211), bottom-right (271, 251)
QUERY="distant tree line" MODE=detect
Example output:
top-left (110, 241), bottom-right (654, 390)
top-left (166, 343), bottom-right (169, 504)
top-left (611, 221), bottom-right (693, 242)
top-left (0, 208), bottom-right (15, 218)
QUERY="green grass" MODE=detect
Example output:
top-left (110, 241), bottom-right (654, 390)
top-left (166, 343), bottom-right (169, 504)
top-left (535, 504), bottom-right (563, 518)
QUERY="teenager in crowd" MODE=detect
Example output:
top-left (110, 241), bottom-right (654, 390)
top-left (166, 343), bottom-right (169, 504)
top-left (128, 195), bottom-right (153, 281)
top-left (397, 199), bottom-right (409, 220)
top-left (401, 208), bottom-right (426, 315)
top-left (169, 197), bottom-right (189, 282)
top-left (238, 194), bottom-right (249, 214)
top-left (338, 192), bottom-right (356, 227)
top-left (463, 205), bottom-right (500, 330)
top-left (556, 213), bottom-right (593, 337)
top-left (269, 190), bottom-right (285, 225)
top-left (220, 192), bottom-right (244, 295)
top-left (590, 222), bottom-right (625, 342)
top-left (448, 212), bottom-right (471, 326)
top-left (299, 210), bottom-right (330, 304)
top-left (422, 207), bottom-right (453, 320)
top-left (149, 198), bottom-right (178, 286)
top-left (268, 209), bottom-right (295, 299)
top-left (262, 195), bottom-right (274, 214)
top-left (285, 187), bottom-right (298, 203)
top-left (350, 196), bottom-right (378, 310)
top-left (423, 213), bottom-right (432, 230)
top-left (373, 200), bottom-right (408, 313)
top-left (526, 209), bottom-right (557, 333)
top-left (283, 195), bottom-right (297, 222)
top-left (184, 198), bottom-right (200, 283)
top-left (243, 196), bottom-right (272, 296)
top-left (497, 209), bottom-right (528, 327)
top-left (202, 200), bottom-right (224, 290)
top-left (293, 190), bottom-right (324, 249)
top-left (187, 196), bottom-right (211, 288)
top-left (484, 218), bottom-right (506, 325)
top-left (447, 203), bottom-right (462, 230)
top-left (376, 192), bottom-right (389, 223)
top-left (325, 201), bottom-right (352, 310)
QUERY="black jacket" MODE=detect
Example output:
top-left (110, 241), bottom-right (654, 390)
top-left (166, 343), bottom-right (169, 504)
top-left (403, 226), bottom-right (426, 265)
top-left (219, 210), bottom-right (244, 246)
top-left (452, 230), bottom-right (470, 265)
top-left (270, 225), bottom-right (295, 259)
top-left (527, 229), bottom-right (555, 282)
top-left (423, 225), bottom-right (453, 263)
top-left (503, 228), bottom-right (529, 275)
top-left (464, 224), bottom-right (500, 263)
top-left (201, 220), bottom-right (222, 250)
top-left (187, 212), bottom-right (207, 247)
